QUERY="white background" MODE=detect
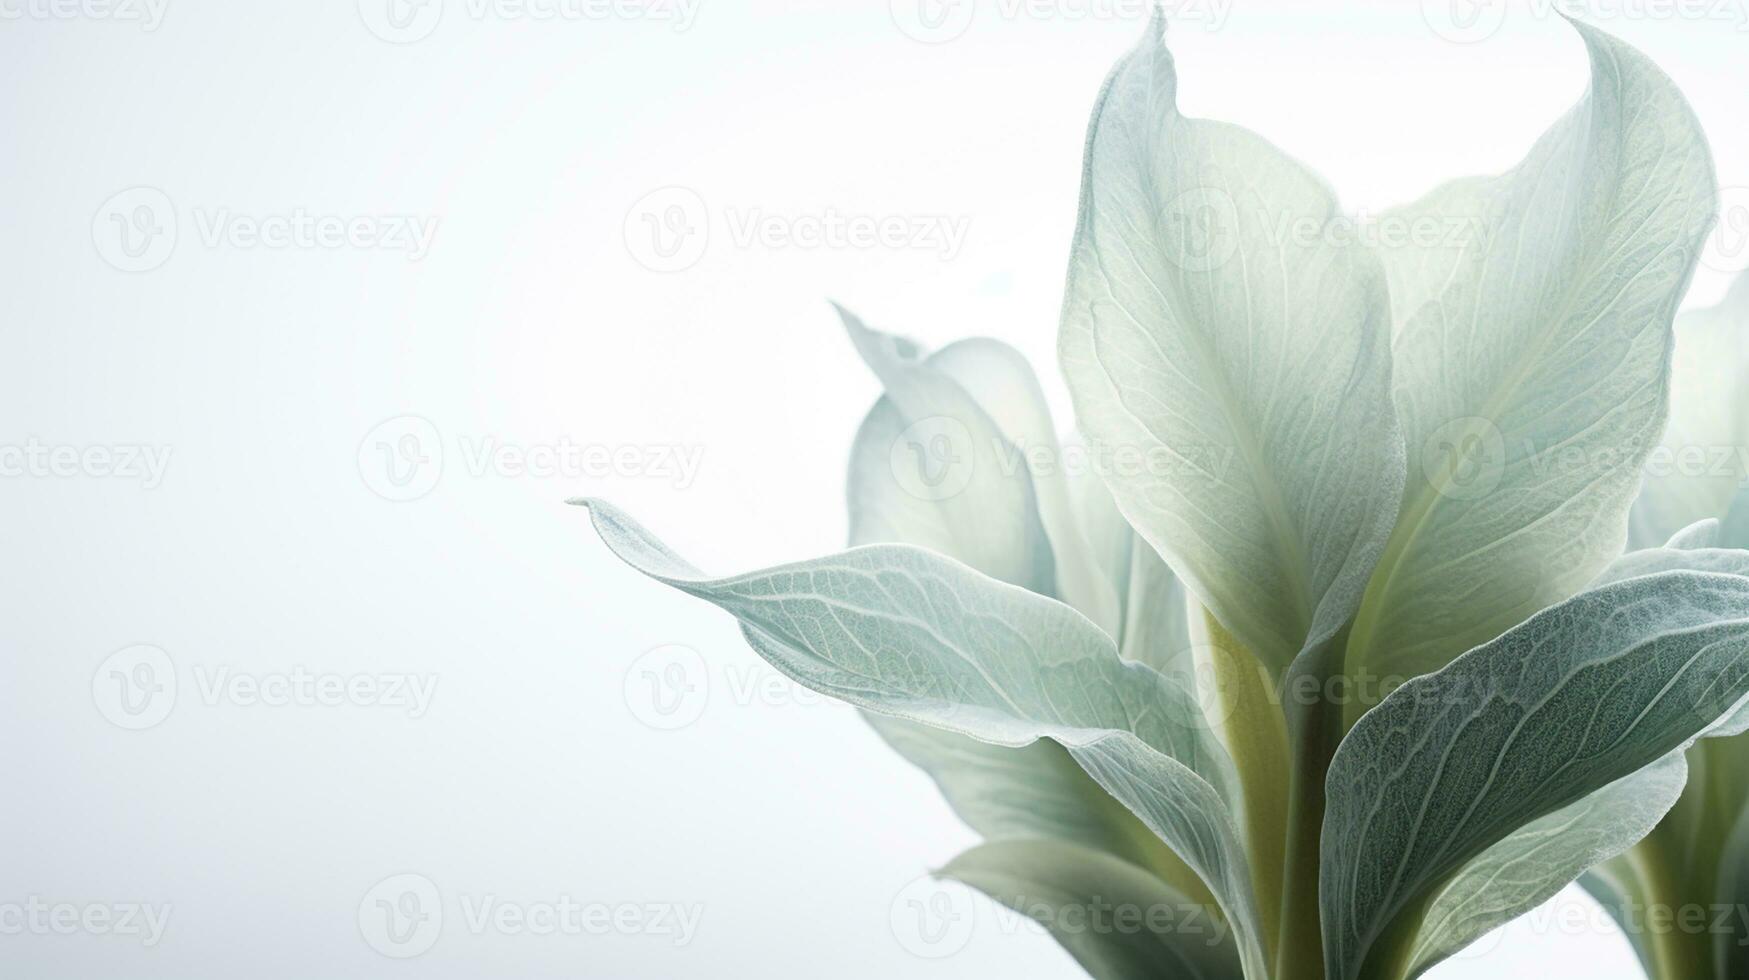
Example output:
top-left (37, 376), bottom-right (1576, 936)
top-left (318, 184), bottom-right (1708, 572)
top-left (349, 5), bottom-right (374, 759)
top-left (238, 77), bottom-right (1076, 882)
top-left (3, 0), bottom-right (1745, 977)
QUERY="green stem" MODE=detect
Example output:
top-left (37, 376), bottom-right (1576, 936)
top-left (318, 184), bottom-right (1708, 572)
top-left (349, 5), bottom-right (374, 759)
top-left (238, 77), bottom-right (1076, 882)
top-left (1274, 642), bottom-right (1345, 980)
top-left (1204, 612), bottom-right (1291, 961)
top-left (1622, 839), bottom-right (1720, 980)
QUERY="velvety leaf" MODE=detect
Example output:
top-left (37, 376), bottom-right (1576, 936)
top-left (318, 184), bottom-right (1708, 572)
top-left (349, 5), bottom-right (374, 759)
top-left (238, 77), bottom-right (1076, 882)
top-left (578, 498), bottom-right (1270, 977)
top-left (1630, 275), bottom-right (1749, 549)
top-left (841, 309), bottom-right (1057, 597)
top-left (1403, 752), bottom-right (1686, 978)
top-left (1348, 19), bottom-right (1719, 693)
top-left (942, 839), bottom-right (1242, 980)
top-left (1321, 569), bottom-right (1749, 979)
top-left (1057, 12), bottom-right (1404, 674)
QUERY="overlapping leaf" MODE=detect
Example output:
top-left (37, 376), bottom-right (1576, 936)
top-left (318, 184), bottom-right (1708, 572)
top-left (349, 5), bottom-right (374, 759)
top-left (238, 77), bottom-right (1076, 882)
top-left (1321, 568), bottom-right (1749, 979)
top-left (578, 498), bottom-right (1270, 976)
top-left (1347, 19), bottom-right (1719, 694)
top-left (1057, 12), bottom-right (1404, 674)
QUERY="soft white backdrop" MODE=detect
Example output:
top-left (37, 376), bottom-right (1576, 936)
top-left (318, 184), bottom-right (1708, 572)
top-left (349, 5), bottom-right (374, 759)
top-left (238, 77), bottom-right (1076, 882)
top-left (2, 1), bottom-right (1745, 977)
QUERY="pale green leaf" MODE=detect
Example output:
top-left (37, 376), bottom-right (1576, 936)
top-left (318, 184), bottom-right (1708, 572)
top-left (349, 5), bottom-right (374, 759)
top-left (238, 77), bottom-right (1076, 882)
top-left (1321, 569), bottom-right (1749, 979)
top-left (1349, 18), bottom-right (1719, 690)
top-left (1057, 13), bottom-right (1404, 674)
top-left (942, 839), bottom-right (1242, 980)
top-left (842, 312), bottom-right (1057, 597)
top-left (578, 497), bottom-right (1270, 977)
top-left (1630, 275), bottom-right (1749, 549)
top-left (1402, 752), bottom-right (1687, 978)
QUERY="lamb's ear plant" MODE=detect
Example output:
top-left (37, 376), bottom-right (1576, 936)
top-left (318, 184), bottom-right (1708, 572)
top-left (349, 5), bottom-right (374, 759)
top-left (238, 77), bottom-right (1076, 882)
top-left (582, 13), bottom-right (1749, 980)
top-left (1578, 276), bottom-right (1749, 980)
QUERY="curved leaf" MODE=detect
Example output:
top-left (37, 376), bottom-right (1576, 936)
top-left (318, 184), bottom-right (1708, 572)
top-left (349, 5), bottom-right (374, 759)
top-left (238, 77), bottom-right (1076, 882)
top-left (1403, 752), bottom-right (1687, 978)
top-left (1321, 569), bottom-right (1749, 979)
top-left (578, 498), bottom-right (1270, 977)
top-left (1057, 13), bottom-right (1403, 674)
top-left (1629, 274), bottom-right (1749, 549)
top-left (842, 310), bottom-right (1057, 597)
top-left (1348, 18), bottom-right (1719, 693)
top-left (942, 839), bottom-right (1242, 980)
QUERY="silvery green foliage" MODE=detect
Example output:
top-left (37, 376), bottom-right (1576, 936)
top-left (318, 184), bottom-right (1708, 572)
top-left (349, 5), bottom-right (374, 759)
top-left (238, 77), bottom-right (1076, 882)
top-left (1574, 281), bottom-right (1749, 980)
top-left (581, 12), bottom-right (1745, 980)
